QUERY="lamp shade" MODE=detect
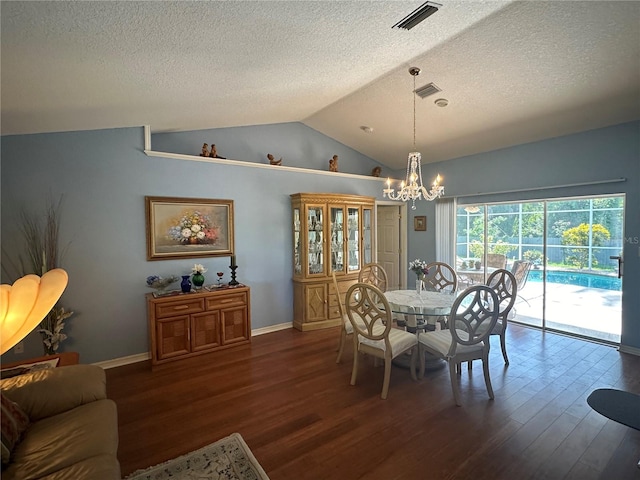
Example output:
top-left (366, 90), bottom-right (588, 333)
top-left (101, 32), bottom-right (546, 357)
top-left (0, 268), bottom-right (68, 355)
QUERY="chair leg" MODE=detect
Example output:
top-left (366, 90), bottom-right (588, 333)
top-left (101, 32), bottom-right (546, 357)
top-left (448, 360), bottom-right (462, 406)
top-left (336, 329), bottom-right (347, 364)
top-left (350, 346), bottom-right (359, 386)
top-left (381, 355), bottom-right (392, 399)
top-left (500, 332), bottom-right (509, 365)
top-left (409, 347), bottom-right (418, 381)
top-left (482, 351), bottom-right (494, 400)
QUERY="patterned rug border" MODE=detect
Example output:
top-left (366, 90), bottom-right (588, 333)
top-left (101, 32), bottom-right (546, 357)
top-left (124, 432), bottom-right (269, 480)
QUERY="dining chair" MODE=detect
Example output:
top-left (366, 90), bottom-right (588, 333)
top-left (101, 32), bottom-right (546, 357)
top-left (333, 272), bottom-right (357, 364)
top-left (464, 268), bottom-right (517, 371)
top-left (486, 268), bottom-right (517, 365)
top-left (423, 261), bottom-right (458, 328)
top-left (345, 282), bottom-right (417, 399)
top-left (412, 285), bottom-right (500, 406)
top-left (511, 260), bottom-right (533, 306)
top-left (358, 263), bottom-right (388, 292)
top-left (423, 262), bottom-right (458, 293)
top-left (486, 253), bottom-right (507, 269)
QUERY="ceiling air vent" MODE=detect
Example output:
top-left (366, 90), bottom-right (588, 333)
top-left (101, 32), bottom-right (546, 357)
top-left (393, 1), bottom-right (442, 30)
top-left (415, 82), bottom-right (441, 99)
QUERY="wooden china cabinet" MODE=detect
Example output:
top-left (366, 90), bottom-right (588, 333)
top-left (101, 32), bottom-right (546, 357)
top-left (291, 193), bottom-right (375, 331)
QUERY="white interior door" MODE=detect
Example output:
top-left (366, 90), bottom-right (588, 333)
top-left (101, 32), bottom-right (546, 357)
top-left (377, 205), bottom-right (402, 290)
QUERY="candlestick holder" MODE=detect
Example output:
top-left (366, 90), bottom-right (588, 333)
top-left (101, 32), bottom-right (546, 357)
top-left (228, 265), bottom-right (239, 286)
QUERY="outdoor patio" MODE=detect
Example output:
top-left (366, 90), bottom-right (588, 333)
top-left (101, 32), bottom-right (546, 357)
top-left (513, 280), bottom-right (622, 343)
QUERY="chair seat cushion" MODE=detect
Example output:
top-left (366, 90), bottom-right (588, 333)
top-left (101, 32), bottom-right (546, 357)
top-left (344, 314), bottom-right (365, 334)
top-left (418, 329), bottom-right (484, 357)
top-left (359, 328), bottom-right (417, 358)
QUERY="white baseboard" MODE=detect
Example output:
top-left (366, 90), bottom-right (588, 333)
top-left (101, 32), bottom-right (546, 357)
top-left (93, 352), bottom-right (150, 369)
top-left (251, 322), bottom-right (293, 336)
top-left (618, 344), bottom-right (640, 356)
top-left (94, 323), bottom-right (293, 369)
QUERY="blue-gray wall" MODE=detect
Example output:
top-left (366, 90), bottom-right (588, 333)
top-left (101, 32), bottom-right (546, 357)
top-left (1, 120), bottom-right (638, 364)
top-left (1, 123), bottom-right (384, 364)
top-left (407, 121), bottom-right (639, 352)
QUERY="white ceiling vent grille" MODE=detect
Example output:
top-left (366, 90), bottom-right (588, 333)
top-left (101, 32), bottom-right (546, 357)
top-left (415, 82), bottom-right (441, 99)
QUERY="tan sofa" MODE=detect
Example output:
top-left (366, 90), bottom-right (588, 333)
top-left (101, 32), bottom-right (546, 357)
top-left (0, 364), bottom-right (120, 480)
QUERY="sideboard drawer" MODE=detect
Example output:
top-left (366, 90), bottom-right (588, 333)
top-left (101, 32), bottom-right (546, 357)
top-left (206, 292), bottom-right (247, 310)
top-left (155, 298), bottom-right (205, 318)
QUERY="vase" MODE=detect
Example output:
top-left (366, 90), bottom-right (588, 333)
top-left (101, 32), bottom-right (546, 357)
top-left (180, 275), bottom-right (192, 293)
top-left (192, 273), bottom-right (205, 288)
top-left (416, 278), bottom-right (423, 295)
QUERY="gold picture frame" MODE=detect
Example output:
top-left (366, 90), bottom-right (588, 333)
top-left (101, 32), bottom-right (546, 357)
top-left (414, 215), bottom-right (427, 231)
top-left (145, 196), bottom-right (234, 260)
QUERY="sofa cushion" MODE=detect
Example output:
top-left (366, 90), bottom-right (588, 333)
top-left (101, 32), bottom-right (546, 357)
top-left (0, 365), bottom-right (106, 421)
top-left (3, 399), bottom-right (119, 480)
top-left (1, 392), bottom-right (30, 464)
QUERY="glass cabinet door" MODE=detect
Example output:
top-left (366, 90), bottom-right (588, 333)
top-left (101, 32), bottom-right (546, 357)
top-left (293, 207), bottom-right (301, 275)
top-left (330, 206), bottom-right (345, 273)
top-left (307, 206), bottom-right (324, 275)
top-left (347, 207), bottom-right (359, 271)
top-left (363, 208), bottom-right (372, 265)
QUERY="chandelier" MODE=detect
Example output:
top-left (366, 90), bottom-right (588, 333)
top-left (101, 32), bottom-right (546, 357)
top-left (383, 67), bottom-right (444, 210)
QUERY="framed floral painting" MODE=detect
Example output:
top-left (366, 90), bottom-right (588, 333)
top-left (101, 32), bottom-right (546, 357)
top-left (145, 196), bottom-right (234, 260)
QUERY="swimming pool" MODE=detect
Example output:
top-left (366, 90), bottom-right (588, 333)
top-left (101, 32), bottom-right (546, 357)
top-left (527, 269), bottom-right (621, 291)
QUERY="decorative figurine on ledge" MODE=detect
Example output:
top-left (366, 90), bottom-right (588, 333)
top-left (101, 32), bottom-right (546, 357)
top-left (329, 155), bottom-right (339, 172)
top-left (200, 143), bottom-right (210, 157)
top-left (209, 144), bottom-right (226, 159)
top-left (267, 153), bottom-right (282, 166)
top-left (372, 166), bottom-right (382, 177)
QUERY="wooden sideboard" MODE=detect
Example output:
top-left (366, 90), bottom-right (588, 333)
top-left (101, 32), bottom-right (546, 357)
top-left (146, 286), bottom-right (251, 366)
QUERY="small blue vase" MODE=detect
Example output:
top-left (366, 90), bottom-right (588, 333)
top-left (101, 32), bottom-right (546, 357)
top-left (180, 275), bottom-right (192, 293)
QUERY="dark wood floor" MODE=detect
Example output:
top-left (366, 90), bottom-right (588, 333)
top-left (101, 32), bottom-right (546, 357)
top-left (107, 324), bottom-right (640, 479)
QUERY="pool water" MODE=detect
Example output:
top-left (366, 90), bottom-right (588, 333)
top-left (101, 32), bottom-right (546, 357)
top-left (527, 269), bottom-right (621, 291)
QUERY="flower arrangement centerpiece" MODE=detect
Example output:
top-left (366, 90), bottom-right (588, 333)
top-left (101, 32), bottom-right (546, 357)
top-left (146, 275), bottom-right (179, 293)
top-left (409, 259), bottom-right (429, 279)
top-left (191, 263), bottom-right (207, 288)
top-left (167, 210), bottom-right (219, 245)
top-left (409, 259), bottom-right (429, 294)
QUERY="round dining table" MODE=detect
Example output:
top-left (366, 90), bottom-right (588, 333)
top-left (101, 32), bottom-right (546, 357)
top-left (384, 288), bottom-right (458, 370)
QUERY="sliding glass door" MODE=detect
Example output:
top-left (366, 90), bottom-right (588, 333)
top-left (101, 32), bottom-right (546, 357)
top-left (543, 197), bottom-right (624, 342)
top-left (456, 195), bottom-right (624, 343)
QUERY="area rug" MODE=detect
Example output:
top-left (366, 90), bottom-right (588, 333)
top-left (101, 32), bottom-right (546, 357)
top-left (125, 432), bottom-right (270, 480)
top-left (587, 388), bottom-right (640, 431)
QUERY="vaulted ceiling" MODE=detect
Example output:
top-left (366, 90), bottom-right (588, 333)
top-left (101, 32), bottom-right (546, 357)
top-left (2, 1), bottom-right (639, 169)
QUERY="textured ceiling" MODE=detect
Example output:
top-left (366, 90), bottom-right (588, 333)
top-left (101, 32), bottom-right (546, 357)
top-left (1, 1), bottom-right (639, 169)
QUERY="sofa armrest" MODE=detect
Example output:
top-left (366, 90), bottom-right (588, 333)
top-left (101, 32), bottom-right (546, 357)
top-left (0, 364), bottom-right (107, 421)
